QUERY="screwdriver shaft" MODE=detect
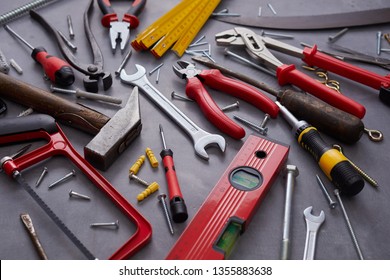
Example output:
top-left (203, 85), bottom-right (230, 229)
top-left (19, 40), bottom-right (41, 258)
top-left (4, 25), bottom-right (34, 50)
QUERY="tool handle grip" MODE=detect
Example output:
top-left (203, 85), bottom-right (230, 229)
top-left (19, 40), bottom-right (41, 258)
top-left (160, 149), bottom-right (188, 223)
top-left (302, 45), bottom-right (390, 90)
top-left (186, 76), bottom-right (245, 139)
top-left (98, 0), bottom-right (118, 27)
top-left (279, 90), bottom-right (364, 144)
top-left (123, 0), bottom-right (147, 27)
top-left (199, 69), bottom-right (279, 118)
top-left (277, 64), bottom-right (366, 119)
top-left (32, 47), bottom-right (74, 87)
top-left (298, 126), bottom-right (364, 196)
top-left (0, 73), bottom-right (109, 135)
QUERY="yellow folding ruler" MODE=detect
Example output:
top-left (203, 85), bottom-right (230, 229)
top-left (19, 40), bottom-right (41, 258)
top-left (132, 0), bottom-right (221, 58)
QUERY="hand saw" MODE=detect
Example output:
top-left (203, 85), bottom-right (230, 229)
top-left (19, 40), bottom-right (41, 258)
top-left (0, 114), bottom-right (152, 260)
top-left (214, 7), bottom-right (390, 30)
top-left (166, 135), bottom-right (289, 259)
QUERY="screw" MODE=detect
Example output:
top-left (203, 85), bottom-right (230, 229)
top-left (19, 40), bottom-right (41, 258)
top-left (158, 193), bottom-right (174, 235)
top-left (328, 28), bottom-right (349, 42)
top-left (48, 169), bottom-right (76, 189)
top-left (171, 91), bottom-right (193, 102)
top-left (377, 31), bottom-right (382, 55)
top-left (115, 49), bottom-right (132, 76)
top-left (149, 63), bottom-right (164, 76)
top-left (188, 41), bottom-right (209, 48)
top-left (233, 115), bottom-right (268, 135)
top-left (333, 144), bottom-right (380, 188)
top-left (224, 48), bottom-right (276, 76)
top-left (261, 30), bottom-right (294, 39)
top-left (315, 174), bottom-right (337, 209)
top-left (334, 189), bottom-right (364, 260)
top-left (129, 173), bottom-right (149, 187)
top-left (202, 50), bottom-right (215, 62)
top-left (67, 15), bottom-right (74, 39)
top-left (193, 35), bottom-right (206, 45)
top-left (281, 165), bottom-right (299, 260)
top-left (260, 113), bottom-right (270, 130)
top-left (221, 101), bottom-right (240, 112)
top-left (156, 68), bottom-right (161, 84)
top-left (69, 189), bottom-right (91, 200)
top-left (267, 3), bottom-right (277, 15)
top-left (35, 167), bottom-right (48, 187)
top-left (90, 220), bottom-right (119, 229)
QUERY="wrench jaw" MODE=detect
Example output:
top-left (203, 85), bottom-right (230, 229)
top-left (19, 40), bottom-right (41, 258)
top-left (193, 133), bottom-right (226, 160)
top-left (120, 64), bottom-right (147, 84)
top-left (304, 206), bottom-right (325, 225)
top-left (303, 206), bottom-right (325, 260)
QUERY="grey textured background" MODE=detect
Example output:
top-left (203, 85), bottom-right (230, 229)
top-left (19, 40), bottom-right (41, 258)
top-left (0, 0), bottom-right (389, 260)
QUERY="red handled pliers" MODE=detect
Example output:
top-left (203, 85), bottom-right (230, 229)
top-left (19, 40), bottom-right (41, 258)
top-left (173, 61), bottom-right (279, 139)
top-left (98, 0), bottom-right (146, 53)
top-left (215, 27), bottom-right (376, 119)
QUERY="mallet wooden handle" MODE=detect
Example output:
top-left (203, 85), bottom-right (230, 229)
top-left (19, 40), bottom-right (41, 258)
top-left (0, 72), bottom-right (109, 135)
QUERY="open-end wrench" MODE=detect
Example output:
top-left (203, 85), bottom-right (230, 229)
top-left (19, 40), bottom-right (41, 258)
top-left (303, 206), bottom-right (325, 260)
top-left (120, 64), bottom-right (226, 160)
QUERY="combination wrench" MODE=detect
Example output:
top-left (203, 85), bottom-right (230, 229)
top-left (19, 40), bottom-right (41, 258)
top-left (303, 206), bottom-right (325, 260)
top-left (120, 64), bottom-right (226, 160)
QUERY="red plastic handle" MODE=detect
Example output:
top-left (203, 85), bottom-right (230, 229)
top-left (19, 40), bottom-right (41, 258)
top-left (161, 150), bottom-right (183, 200)
top-left (199, 69), bottom-right (279, 118)
top-left (185, 76), bottom-right (246, 139)
top-left (302, 45), bottom-right (390, 90)
top-left (34, 51), bottom-right (74, 86)
top-left (276, 64), bottom-right (366, 119)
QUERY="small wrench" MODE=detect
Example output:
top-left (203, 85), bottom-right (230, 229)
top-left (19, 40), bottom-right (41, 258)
top-left (303, 206), bottom-right (325, 260)
top-left (120, 64), bottom-right (226, 160)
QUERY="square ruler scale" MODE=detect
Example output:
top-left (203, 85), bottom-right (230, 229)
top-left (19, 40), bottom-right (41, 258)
top-left (166, 135), bottom-right (289, 259)
top-left (132, 0), bottom-right (221, 58)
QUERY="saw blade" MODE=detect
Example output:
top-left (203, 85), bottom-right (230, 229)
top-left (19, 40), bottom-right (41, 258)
top-left (14, 171), bottom-right (96, 260)
top-left (214, 7), bottom-right (390, 30)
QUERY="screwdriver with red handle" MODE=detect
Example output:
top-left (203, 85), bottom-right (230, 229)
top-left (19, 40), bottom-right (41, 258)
top-left (4, 25), bottom-right (74, 86)
top-left (159, 124), bottom-right (188, 223)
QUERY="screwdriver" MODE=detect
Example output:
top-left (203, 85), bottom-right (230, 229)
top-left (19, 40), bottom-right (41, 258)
top-left (191, 56), bottom-right (365, 144)
top-left (159, 124), bottom-right (188, 223)
top-left (275, 101), bottom-right (364, 196)
top-left (4, 25), bottom-right (74, 86)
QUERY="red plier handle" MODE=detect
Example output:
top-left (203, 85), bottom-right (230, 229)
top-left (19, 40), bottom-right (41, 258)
top-left (302, 45), bottom-right (390, 91)
top-left (186, 69), bottom-right (279, 139)
top-left (276, 64), bottom-right (366, 119)
top-left (98, 0), bottom-right (146, 28)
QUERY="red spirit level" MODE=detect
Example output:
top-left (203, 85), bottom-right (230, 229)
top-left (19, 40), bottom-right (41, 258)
top-left (166, 135), bottom-right (289, 259)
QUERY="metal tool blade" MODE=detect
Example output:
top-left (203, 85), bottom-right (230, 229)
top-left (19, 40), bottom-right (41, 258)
top-left (214, 7), bottom-right (390, 30)
top-left (14, 171), bottom-right (96, 260)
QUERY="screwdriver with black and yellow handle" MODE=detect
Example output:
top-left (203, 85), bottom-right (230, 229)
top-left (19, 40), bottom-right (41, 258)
top-left (4, 25), bottom-right (74, 87)
top-left (275, 101), bottom-right (364, 196)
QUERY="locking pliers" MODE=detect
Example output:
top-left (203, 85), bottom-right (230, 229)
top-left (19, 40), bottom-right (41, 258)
top-left (215, 27), bottom-right (373, 119)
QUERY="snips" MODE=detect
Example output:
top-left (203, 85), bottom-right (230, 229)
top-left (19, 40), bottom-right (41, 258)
top-left (173, 61), bottom-right (279, 139)
top-left (215, 27), bottom-right (369, 119)
top-left (30, 0), bottom-right (112, 93)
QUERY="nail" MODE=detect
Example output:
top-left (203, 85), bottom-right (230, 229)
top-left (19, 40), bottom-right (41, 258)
top-left (48, 169), bottom-right (76, 189)
top-left (35, 167), bottom-right (48, 187)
